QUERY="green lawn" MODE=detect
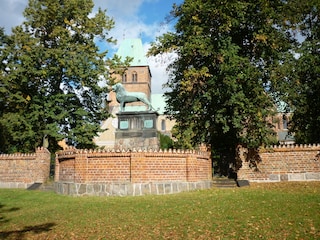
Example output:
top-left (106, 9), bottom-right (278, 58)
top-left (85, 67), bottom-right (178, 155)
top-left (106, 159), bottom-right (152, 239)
top-left (0, 182), bottom-right (319, 239)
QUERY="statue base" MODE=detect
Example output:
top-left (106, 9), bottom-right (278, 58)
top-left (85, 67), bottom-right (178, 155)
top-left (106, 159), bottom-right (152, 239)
top-left (115, 111), bottom-right (160, 150)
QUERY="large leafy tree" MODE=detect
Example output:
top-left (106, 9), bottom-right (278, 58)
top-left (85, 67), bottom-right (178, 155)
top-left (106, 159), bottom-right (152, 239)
top-left (149, 0), bottom-right (295, 175)
top-left (0, 0), bottom-right (119, 153)
top-left (0, 27), bottom-right (10, 152)
top-left (286, 0), bottom-right (320, 143)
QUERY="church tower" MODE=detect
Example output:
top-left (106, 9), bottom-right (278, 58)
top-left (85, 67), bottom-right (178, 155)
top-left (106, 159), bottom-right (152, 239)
top-left (108, 38), bottom-right (152, 111)
top-left (94, 38), bottom-right (153, 147)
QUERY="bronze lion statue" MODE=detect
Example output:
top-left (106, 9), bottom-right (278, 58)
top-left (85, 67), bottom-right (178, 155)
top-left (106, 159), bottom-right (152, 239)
top-left (112, 83), bottom-right (153, 112)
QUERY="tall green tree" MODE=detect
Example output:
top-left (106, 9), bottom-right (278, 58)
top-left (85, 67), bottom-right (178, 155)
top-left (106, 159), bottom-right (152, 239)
top-left (0, 27), bottom-right (10, 152)
top-left (286, 0), bottom-right (320, 143)
top-left (0, 0), bottom-right (120, 153)
top-left (149, 0), bottom-right (295, 175)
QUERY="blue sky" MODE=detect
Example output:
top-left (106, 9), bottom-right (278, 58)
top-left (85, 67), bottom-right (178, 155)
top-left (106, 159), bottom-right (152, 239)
top-left (0, 0), bottom-right (183, 93)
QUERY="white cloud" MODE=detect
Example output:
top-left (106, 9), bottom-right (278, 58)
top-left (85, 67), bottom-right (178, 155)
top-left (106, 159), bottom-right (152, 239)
top-left (148, 57), bottom-right (169, 93)
top-left (95, 0), bottom-right (171, 49)
top-left (0, 0), bottom-right (27, 33)
top-left (143, 43), bottom-right (177, 94)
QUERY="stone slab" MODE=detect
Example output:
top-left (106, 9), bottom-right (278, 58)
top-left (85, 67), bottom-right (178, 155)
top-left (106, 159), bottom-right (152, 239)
top-left (55, 181), bottom-right (213, 197)
top-left (305, 172), bottom-right (320, 180)
top-left (288, 173), bottom-right (305, 181)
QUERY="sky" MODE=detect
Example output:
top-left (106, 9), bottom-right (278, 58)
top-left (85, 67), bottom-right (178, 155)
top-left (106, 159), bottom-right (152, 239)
top-left (0, 0), bottom-right (183, 93)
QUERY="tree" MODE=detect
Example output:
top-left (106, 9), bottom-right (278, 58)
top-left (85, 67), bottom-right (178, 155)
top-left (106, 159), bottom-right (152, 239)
top-left (149, 0), bottom-right (295, 176)
top-left (0, 0), bottom-right (122, 153)
top-left (0, 27), bottom-right (10, 152)
top-left (159, 132), bottom-right (174, 149)
top-left (286, 1), bottom-right (320, 143)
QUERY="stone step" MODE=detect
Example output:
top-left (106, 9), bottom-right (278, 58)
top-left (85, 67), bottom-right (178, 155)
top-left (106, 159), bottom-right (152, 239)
top-left (39, 181), bottom-right (55, 191)
top-left (27, 182), bottom-right (42, 190)
top-left (27, 181), bottom-right (55, 191)
top-left (212, 177), bottom-right (238, 188)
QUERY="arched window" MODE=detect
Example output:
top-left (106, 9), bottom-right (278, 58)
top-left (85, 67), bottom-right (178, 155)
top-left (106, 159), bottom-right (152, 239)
top-left (283, 115), bottom-right (288, 129)
top-left (161, 119), bottom-right (166, 131)
top-left (122, 73), bottom-right (127, 82)
top-left (132, 71), bottom-right (138, 82)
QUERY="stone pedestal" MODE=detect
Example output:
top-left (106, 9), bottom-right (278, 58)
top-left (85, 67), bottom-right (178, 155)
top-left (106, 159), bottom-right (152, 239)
top-left (115, 111), bottom-right (160, 150)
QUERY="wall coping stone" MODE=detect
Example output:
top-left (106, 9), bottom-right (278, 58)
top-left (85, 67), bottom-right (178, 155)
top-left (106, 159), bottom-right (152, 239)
top-left (0, 147), bottom-right (49, 159)
top-left (261, 144), bottom-right (320, 152)
top-left (56, 147), bottom-right (210, 158)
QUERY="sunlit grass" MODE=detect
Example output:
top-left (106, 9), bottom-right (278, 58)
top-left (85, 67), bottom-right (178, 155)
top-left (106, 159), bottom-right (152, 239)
top-left (0, 182), bottom-right (319, 239)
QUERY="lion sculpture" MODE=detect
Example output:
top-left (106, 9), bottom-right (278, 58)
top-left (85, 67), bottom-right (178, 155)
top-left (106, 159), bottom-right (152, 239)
top-left (112, 83), bottom-right (153, 112)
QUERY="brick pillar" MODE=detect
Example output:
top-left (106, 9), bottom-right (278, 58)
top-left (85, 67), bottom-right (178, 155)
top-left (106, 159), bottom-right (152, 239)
top-left (186, 152), bottom-right (197, 182)
top-left (75, 150), bottom-right (88, 183)
top-left (35, 147), bottom-right (51, 183)
top-left (54, 152), bottom-right (60, 182)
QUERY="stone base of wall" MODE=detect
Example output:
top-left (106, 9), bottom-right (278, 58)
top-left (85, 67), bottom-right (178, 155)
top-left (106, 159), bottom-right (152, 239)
top-left (0, 182), bottom-right (31, 189)
top-left (253, 172), bottom-right (320, 183)
top-left (55, 181), bottom-right (213, 197)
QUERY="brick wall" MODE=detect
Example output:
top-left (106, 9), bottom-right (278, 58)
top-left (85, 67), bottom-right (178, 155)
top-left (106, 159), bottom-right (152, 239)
top-left (237, 144), bottom-right (320, 182)
top-left (56, 148), bottom-right (211, 183)
top-left (0, 147), bottom-right (51, 188)
top-left (55, 148), bottom-right (212, 196)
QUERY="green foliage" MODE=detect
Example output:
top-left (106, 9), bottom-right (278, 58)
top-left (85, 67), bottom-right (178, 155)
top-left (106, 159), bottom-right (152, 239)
top-left (159, 132), bottom-right (174, 149)
top-left (0, 0), bottom-right (122, 153)
top-left (170, 123), bottom-right (194, 149)
top-left (149, 0), bottom-right (295, 174)
top-left (285, 1), bottom-right (320, 143)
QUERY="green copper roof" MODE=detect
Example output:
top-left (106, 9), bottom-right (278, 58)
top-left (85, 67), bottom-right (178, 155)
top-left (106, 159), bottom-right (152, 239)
top-left (116, 38), bottom-right (148, 66)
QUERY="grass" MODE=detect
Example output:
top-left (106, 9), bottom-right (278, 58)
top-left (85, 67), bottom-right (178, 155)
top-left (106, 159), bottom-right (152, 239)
top-left (0, 182), bottom-right (319, 239)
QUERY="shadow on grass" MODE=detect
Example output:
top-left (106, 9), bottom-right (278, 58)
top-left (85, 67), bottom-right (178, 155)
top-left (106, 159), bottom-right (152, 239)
top-left (0, 204), bottom-right (20, 225)
top-left (0, 222), bottom-right (56, 239)
top-left (0, 203), bottom-right (56, 239)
